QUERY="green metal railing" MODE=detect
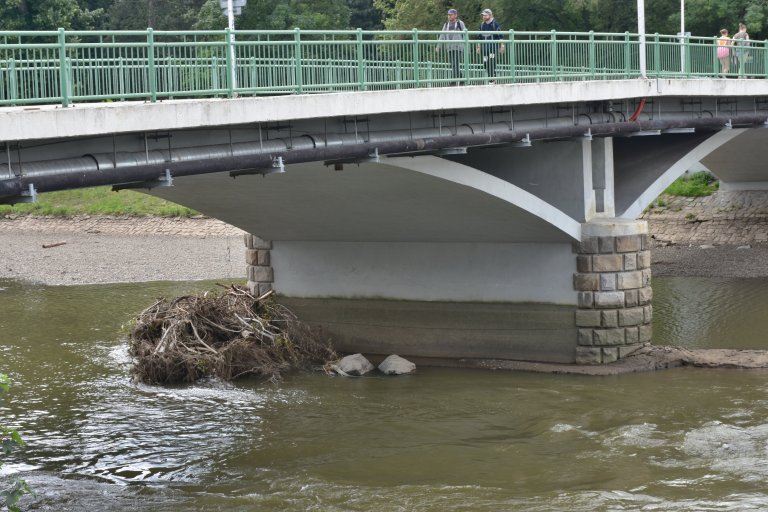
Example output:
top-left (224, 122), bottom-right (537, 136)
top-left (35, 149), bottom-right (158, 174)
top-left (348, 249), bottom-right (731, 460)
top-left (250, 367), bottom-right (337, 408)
top-left (0, 29), bottom-right (764, 107)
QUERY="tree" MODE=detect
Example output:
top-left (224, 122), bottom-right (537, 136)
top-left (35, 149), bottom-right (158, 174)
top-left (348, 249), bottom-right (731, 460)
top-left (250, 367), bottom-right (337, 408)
top-left (498, 0), bottom-right (768, 39)
top-left (369, 0), bottom-right (765, 38)
top-left (347, 0), bottom-right (384, 30)
top-left (107, 0), bottom-right (206, 30)
top-left (373, 0), bottom-right (484, 31)
top-left (194, 0), bottom-right (351, 31)
top-left (0, 0), bottom-right (104, 30)
top-left (242, 0), bottom-right (351, 30)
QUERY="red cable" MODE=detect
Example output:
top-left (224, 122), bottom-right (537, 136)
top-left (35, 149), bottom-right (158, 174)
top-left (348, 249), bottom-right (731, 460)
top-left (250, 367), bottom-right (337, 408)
top-left (628, 98), bottom-right (646, 122)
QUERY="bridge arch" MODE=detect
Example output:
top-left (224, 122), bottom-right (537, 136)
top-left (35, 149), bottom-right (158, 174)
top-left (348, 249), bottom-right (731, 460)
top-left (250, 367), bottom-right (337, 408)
top-left (380, 155), bottom-right (582, 241)
top-left (615, 129), bottom-right (745, 219)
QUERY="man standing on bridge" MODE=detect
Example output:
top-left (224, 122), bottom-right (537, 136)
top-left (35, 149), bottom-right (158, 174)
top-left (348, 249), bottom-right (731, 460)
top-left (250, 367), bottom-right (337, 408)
top-left (436, 8), bottom-right (467, 86)
top-left (476, 8), bottom-right (504, 84)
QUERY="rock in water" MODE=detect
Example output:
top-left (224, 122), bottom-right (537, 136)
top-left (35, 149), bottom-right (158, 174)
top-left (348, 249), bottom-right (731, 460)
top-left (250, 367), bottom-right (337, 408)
top-left (378, 355), bottom-right (416, 375)
top-left (337, 354), bottom-right (374, 376)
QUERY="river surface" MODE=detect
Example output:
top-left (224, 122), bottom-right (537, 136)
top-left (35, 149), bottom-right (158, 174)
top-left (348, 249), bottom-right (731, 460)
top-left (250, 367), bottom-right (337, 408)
top-left (2, 276), bottom-right (768, 511)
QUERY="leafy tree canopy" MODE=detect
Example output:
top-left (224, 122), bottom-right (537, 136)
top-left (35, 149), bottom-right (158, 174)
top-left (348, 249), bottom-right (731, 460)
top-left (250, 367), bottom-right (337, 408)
top-left (106, 0), bottom-right (206, 30)
top-left (0, 0), bottom-right (764, 39)
top-left (195, 0), bottom-right (351, 30)
top-left (0, 0), bottom-right (105, 30)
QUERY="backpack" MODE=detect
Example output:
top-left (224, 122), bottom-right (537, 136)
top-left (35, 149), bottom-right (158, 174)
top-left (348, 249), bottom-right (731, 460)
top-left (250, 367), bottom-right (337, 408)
top-left (443, 20), bottom-right (465, 31)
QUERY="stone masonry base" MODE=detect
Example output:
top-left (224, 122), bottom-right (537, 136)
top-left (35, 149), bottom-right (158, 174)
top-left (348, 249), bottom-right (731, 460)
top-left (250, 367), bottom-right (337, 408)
top-left (245, 234), bottom-right (274, 296)
top-left (574, 221), bottom-right (653, 364)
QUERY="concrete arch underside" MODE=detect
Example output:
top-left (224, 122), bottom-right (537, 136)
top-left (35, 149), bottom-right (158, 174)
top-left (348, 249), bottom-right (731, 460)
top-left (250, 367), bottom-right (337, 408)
top-left (156, 155), bottom-right (580, 244)
top-left (152, 155), bottom-right (580, 303)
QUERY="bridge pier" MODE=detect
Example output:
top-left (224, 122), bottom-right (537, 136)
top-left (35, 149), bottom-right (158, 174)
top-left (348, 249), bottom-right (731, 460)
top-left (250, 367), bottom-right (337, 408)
top-left (240, 221), bottom-right (653, 366)
top-left (245, 234), bottom-right (274, 296)
top-left (574, 219), bottom-right (652, 364)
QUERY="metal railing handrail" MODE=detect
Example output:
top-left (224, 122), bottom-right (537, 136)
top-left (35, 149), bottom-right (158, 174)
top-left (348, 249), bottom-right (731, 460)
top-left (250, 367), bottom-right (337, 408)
top-left (0, 28), bottom-right (764, 108)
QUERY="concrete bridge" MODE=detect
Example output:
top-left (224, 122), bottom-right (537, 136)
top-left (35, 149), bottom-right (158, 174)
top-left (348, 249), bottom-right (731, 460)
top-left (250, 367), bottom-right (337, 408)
top-left (3, 29), bottom-right (768, 365)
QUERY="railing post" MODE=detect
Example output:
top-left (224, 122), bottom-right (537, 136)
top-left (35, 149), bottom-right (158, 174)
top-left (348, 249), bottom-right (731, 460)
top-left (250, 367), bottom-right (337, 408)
top-left (712, 35), bottom-right (719, 76)
top-left (412, 28), bottom-right (420, 87)
top-left (57, 28), bottom-right (69, 107)
top-left (147, 28), bottom-right (156, 103)
top-left (653, 33), bottom-right (661, 77)
top-left (225, 28), bottom-right (235, 97)
top-left (764, 39), bottom-right (768, 79)
top-left (463, 29), bottom-right (469, 85)
top-left (250, 55), bottom-right (257, 90)
top-left (624, 31), bottom-right (631, 78)
top-left (294, 28), bottom-right (303, 94)
top-left (118, 56), bottom-right (125, 100)
top-left (550, 30), bottom-right (558, 79)
top-left (212, 55), bottom-right (219, 91)
top-left (684, 33), bottom-right (691, 76)
top-left (8, 58), bottom-right (17, 104)
top-left (356, 28), bottom-right (365, 91)
top-left (508, 30), bottom-right (516, 83)
top-left (588, 31), bottom-right (596, 78)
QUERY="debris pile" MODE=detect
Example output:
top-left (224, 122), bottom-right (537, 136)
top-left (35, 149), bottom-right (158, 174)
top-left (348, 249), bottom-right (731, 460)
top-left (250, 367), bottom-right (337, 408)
top-left (128, 285), bottom-right (337, 384)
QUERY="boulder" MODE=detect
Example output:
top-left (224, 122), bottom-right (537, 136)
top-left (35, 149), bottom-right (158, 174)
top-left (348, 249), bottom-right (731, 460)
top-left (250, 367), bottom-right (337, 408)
top-left (378, 355), bottom-right (416, 375)
top-left (336, 353), bottom-right (374, 376)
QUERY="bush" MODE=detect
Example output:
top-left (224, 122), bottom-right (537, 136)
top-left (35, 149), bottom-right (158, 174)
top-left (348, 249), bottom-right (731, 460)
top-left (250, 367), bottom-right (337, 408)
top-left (665, 172), bottom-right (719, 197)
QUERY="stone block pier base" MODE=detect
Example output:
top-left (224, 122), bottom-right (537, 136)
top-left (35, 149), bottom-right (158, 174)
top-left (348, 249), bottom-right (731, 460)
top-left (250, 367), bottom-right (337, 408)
top-left (574, 220), bottom-right (653, 364)
top-left (245, 234), bottom-right (274, 296)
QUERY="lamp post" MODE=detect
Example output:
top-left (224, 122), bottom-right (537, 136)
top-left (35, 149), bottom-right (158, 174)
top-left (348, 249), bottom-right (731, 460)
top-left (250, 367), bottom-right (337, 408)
top-left (637, 0), bottom-right (646, 77)
top-left (219, 0), bottom-right (247, 94)
top-left (680, 0), bottom-right (686, 73)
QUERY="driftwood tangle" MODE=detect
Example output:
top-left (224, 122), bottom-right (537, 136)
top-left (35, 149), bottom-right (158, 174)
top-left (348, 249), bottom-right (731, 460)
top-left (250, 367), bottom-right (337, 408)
top-left (128, 285), bottom-right (336, 384)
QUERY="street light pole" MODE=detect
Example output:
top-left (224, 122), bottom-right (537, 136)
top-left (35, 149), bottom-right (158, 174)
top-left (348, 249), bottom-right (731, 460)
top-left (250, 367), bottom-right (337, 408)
top-left (637, 0), bottom-right (646, 77)
top-left (227, 0), bottom-right (237, 94)
top-left (680, 0), bottom-right (685, 73)
top-left (681, 0), bottom-right (685, 35)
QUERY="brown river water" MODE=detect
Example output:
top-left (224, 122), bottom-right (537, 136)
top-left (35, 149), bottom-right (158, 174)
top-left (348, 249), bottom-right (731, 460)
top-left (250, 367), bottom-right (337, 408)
top-left (2, 276), bottom-right (768, 511)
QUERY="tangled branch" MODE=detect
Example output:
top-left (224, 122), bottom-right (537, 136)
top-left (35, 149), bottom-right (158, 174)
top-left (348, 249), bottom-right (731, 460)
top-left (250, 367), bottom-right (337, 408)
top-left (128, 285), bottom-right (337, 384)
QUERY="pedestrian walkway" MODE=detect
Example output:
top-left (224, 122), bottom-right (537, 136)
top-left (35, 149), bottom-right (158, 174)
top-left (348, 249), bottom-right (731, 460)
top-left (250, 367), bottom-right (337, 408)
top-left (642, 190), bottom-right (768, 245)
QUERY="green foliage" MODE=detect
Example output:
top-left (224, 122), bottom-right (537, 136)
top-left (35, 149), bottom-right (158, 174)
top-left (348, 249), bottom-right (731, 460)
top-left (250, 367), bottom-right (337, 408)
top-left (192, 0), bottom-right (224, 30)
top-left (242, 0), bottom-right (351, 30)
top-left (1, 480), bottom-right (33, 512)
top-left (0, 186), bottom-right (199, 217)
top-left (195, 0), bottom-right (353, 30)
top-left (0, 0), bottom-right (765, 38)
top-left (106, 0), bottom-right (206, 30)
top-left (478, 0), bottom-right (768, 39)
top-left (664, 172), bottom-right (719, 197)
top-left (1, 373), bottom-right (33, 512)
top-left (374, 0), bottom-right (483, 30)
top-left (0, 0), bottom-right (105, 30)
top-left (348, 0), bottom-right (384, 30)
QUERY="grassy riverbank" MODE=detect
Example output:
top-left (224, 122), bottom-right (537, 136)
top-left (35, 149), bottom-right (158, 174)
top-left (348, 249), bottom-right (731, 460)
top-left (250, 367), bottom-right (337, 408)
top-left (0, 186), bottom-right (197, 217)
top-left (0, 173), bottom-right (717, 218)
